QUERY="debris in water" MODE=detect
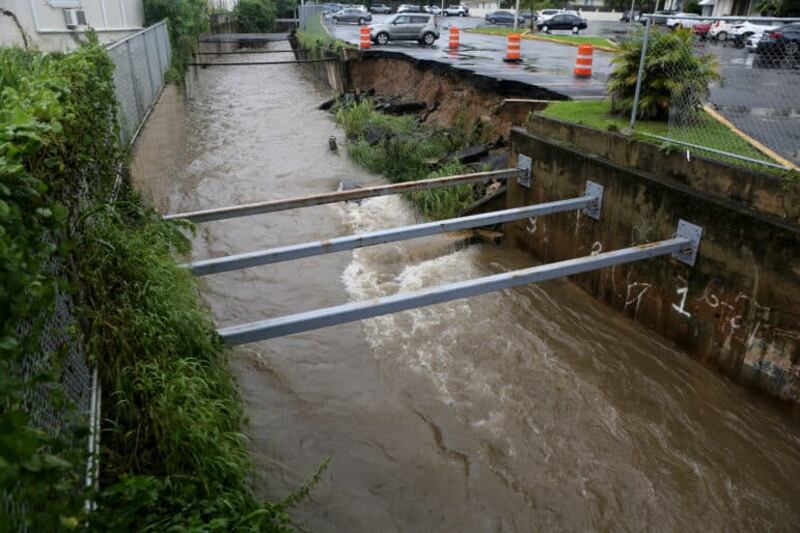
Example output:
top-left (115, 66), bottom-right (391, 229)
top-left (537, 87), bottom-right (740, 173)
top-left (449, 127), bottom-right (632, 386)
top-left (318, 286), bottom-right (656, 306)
top-left (328, 136), bottom-right (338, 152)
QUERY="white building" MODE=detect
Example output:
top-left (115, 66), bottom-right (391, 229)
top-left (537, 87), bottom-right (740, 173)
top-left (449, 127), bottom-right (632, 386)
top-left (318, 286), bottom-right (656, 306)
top-left (0, 0), bottom-right (144, 51)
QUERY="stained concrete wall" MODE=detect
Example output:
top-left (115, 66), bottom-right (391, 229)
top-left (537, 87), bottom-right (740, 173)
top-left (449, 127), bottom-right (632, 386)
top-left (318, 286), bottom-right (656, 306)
top-left (508, 124), bottom-right (800, 403)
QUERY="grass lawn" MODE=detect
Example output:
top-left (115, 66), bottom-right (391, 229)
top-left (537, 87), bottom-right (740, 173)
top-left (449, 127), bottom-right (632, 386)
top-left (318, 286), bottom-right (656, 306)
top-left (537, 100), bottom-right (789, 174)
top-left (466, 28), bottom-right (616, 51)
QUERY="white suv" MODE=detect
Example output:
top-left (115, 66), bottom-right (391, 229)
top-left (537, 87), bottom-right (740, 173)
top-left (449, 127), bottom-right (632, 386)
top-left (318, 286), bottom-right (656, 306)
top-left (444, 5), bottom-right (469, 16)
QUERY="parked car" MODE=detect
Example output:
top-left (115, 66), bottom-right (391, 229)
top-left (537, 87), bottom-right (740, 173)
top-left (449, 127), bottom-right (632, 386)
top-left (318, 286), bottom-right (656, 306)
top-left (692, 22), bottom-right (712, 39)
top-left (397, 4), bottom-right (423, 13)
top-left (746, 32), bottom-right (763, 52)
top-left (424, 5), bottom-right (443, 15)
top-left (518, 10), bottom-right (537, 21)
top-left (666, 14), bottom-right (706, 30)
top-left (537, 13), bottom-right (586, 33)
top-left (620, 9), bottom-right (640, 22)
top-left (729, 20), bottom-right (781, 46)
top-left (369, 3), bottom-right (392, 14)
top-left (351, 4), bottom-right (368, 11)
top-left (371, 13), bottom-right (440, 45)
top-left (332, 8), bottom-right (372, 23)
top-left (538, 8), bottom-right (578, 21)
top-left (708, 19), bottom-right (744, 40)
top-left (485, 10), bottom-right (516, 24)
top-left (444, 5), bottom-right (469, 16)
top-left (756, 22), bottom-right (800, 66)
top-left (639, 10), bottom-right (677, 25)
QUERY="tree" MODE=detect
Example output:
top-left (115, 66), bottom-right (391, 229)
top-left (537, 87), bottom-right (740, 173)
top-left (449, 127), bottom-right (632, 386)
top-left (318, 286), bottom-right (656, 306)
top-left (751, 0), bottom-right (781, 14)
top-left (234, 0), bottom-right (275, 32)
top-left (684, 0), bottom-right (702, 14)
top-left (779, 0), bottom-right (800, 16)
top-left (607, 27), bottom-right (720, 121)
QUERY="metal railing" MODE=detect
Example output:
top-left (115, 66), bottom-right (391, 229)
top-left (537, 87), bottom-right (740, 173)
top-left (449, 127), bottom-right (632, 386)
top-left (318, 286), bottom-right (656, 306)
top-left (629, 14), bottom-right (800, 171)
top-left (107, 20), bottom-right (172, 146)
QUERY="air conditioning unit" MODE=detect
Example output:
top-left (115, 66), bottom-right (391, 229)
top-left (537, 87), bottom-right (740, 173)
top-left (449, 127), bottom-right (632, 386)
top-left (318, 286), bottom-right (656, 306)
top-left (63, 8), bottom-right (87, 29)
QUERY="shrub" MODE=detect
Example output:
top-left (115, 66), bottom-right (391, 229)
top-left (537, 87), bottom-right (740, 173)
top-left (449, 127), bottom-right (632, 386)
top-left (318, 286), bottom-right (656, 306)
top-left (334, 99), bottom-right (478, 219)
top-left (235, 0), bottom-right (276, 33)
top-left (144, 0), bottom-right (210, 77)
top-left (607, 27), bottom-right (720, 121)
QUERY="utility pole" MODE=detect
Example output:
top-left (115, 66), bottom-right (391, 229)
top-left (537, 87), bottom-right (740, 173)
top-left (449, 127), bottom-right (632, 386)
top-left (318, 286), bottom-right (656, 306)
top-left (628, 0), bottom-right (635, 20)
top-left (514, 0), bottom-right (520, 30)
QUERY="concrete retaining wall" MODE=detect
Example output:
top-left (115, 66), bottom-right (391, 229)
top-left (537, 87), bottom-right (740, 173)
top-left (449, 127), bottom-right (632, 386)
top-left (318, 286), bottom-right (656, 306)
top-left (508, 125), bottom-right (800, 403)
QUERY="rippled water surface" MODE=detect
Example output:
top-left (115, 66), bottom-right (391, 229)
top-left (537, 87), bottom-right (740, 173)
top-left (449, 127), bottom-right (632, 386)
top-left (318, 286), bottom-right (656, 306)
top-left (132, 42), bottom-right (800, 532)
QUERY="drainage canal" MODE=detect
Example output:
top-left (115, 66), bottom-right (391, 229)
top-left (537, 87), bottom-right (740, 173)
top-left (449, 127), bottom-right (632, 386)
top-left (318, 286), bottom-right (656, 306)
top-left (132, 41), bottom-right (800, 531)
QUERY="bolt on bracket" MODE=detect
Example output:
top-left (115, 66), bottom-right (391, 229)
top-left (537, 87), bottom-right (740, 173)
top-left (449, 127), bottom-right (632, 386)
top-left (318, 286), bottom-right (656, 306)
top-left (672, 219), bottom-right (703, 266)
top-left (517, 154), bottom-right (532, 189)
top-left (582, 180), bottom-right (603, 220)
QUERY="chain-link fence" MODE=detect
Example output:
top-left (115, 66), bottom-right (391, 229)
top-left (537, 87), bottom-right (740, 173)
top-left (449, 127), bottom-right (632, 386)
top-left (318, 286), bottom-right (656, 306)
top-left (3, 21), bottom-right (172, 529)
top-left (107, 20), bottom-right (172, 146)
top-left (299, 4), bottom-right (328, 35)
top-left (629, 15), bottom-right (800, 171)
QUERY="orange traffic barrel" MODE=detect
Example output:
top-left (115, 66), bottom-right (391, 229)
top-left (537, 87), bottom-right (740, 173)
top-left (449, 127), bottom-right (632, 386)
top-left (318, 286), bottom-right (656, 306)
top-left (449, 26), bottom-right (460, 49)
top-left (574, 44), bottom-right (593, 77)
top-left (360, 25), bottom-right (371, 49)
top-left (503, 33), bottom-right (522, 63)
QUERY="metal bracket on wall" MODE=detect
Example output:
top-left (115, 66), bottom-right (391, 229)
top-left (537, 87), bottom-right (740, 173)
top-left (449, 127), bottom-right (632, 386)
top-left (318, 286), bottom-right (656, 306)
top-left (582, 181), bottom-right (603, 221)
top-left (517, 154), bottom-right (532, 189)
top-left (672, 219), bottom-right (703, 266)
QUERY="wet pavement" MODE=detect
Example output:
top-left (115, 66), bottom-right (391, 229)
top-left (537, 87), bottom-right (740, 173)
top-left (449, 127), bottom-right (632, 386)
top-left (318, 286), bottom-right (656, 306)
top-left (133, 40), bottom-right (800, 531)
top-left (329, 17), bottom-right (799, 164)
top-left (329, 16), bottom-right (612, 99)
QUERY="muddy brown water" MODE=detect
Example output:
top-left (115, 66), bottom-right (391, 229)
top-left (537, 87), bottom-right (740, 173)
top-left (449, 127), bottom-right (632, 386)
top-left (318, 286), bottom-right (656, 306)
top-left (132, 43), bottom-right (800, 532)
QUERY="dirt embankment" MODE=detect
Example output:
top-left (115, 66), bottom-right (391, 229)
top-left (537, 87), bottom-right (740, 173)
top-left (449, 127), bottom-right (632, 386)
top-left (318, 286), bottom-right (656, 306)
top-left (347, 56), bottom-right (552, 145)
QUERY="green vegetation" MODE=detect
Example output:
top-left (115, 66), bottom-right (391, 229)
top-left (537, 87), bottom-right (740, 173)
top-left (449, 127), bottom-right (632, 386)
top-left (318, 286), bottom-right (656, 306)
top-left (296, 30), bottom-right (354, 59)
top-left (80, 199), bottom-right (317, 531)
top-left (608, 27), bottom-right (719, 121)
top-left (335, 100), bottom-right (478, 219)
top-left (465, 28), bottom-right (617, 51)
top-left (1, 36), bottom-right (315, 530)
top-left (144, 0), bottom-right (210, 78)
top-left (235, 0), bottom-right (276, 32)
top-left (1, 39), bottom-right (121, 531)
top-left (537, 100), bottom-right (797, 175)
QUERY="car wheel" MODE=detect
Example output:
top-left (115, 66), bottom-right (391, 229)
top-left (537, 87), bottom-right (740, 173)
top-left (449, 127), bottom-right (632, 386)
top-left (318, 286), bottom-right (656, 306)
top-left (572, 25), bottom-right (579, 34)
top-left (717, 31), bottom-right (727, 41)
top-left (460, 12), bottom-right (465, 16)
top-left (358, 17), bottom-right (366, 25)
top-left (672, 23), bottom-right (682, 30)
top-left (422, 32), bottom-right (436, 45)
top-left (333, 17), bottom-right (339, 23)
top-left (542, 25), bottom-right (549, 33)
top-left (375, 32), bottom-right (389, 45)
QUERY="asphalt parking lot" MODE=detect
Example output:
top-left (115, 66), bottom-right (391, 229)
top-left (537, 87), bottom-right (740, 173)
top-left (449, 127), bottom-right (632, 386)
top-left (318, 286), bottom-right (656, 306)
top-left (325, 15), bottom-right (798, 164)
top-left (328, 15), bottom-right (614, 99)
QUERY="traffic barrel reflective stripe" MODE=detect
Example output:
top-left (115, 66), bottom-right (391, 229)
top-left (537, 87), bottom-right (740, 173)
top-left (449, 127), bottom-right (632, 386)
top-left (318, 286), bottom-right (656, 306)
top-left (449, 26), bottom-right (460, 49)
top-left (360, 25), bottom-right (371, 49)
top-left (503, 33), bottom-right (522, 63)
top-left (574, 44), bottom-right (593, 77)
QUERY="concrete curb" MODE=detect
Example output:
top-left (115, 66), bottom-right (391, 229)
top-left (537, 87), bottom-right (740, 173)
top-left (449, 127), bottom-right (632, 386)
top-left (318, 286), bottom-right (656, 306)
top-left (465, 29), bottom-right (617, 53)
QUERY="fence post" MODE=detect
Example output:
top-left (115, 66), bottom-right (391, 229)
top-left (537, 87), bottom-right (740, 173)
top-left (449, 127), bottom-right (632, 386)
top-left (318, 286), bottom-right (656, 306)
top-left (628, 16), bottom-right (651, 131)
top-left (126, 40), bottom-right (144, 123)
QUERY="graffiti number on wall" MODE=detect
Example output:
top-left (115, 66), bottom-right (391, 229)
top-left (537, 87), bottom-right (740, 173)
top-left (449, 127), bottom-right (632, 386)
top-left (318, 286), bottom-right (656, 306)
top-left (672, 286), bottom-right (691, 318)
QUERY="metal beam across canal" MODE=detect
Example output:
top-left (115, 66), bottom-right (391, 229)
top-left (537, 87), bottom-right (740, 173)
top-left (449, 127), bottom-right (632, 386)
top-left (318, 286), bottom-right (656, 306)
top-left (164, 169), bottom-right (522, 223)
top-left (218, 236), bottom-right (695, 345)
top-left (188, 59), bottom-right (335, 66)
top-left (197, 50), bottom-right (296, 55)
top-left (183, 193), bottom-right (598, 276)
